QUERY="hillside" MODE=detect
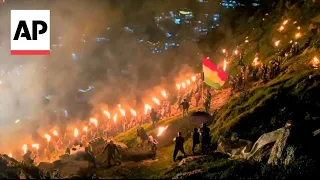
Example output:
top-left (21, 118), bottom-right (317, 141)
top-left (96, 1), bottom-right (320, 179)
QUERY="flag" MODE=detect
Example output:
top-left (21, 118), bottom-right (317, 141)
top-left (202, 57), bottom-right (228, 89)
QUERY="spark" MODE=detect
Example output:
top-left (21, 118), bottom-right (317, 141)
top-left (44, 134), bottom-right (51, 142)
top-left (31, 144), bottom-right (39, 150)
top-left (22, 144), bottom-right (27, 154)
top-left (144, 104), bottom-right (152, 114)
top-left (130, 109), bottom-right (137, 116)
top-left (90, 118), bottom-right (98, 127)
top-left (161, 90), bottom-right (167, 98)
top-left (83, 126), bottom-right (88, 132)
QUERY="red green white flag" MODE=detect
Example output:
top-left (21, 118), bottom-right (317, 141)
top-left (202, 57), bottom-right (228, 89)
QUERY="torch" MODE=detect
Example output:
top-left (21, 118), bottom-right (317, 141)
top-left (83, 126), bottom-right (88, 138)
top-left (90, 118), bottom-right (98, 133)
top-left (44, 134), bottom-right (51, 148)
top-left (22, 144), bottom-right (27, 154)
top-left (191, 76), bottom-right (196, 82)
top-left (74, 128), bottom-right (79, 142)
top-left (130, 109), bottom-right (137, 121)
top-left (157, 126), bottom-right (169, 137)
top-left (223, 59), bottom-right (227, 71)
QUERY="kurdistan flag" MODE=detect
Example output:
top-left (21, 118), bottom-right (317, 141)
top-left (202, 57), bottom-right (228, 89)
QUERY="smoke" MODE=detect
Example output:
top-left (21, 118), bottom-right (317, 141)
top-left (0, 0), bottom-right (213, 153)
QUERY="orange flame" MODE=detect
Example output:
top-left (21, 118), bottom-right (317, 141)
top-left (295, 32), bottom-right (301, 39)
top-left (8, 153), bottom-right (12, 158)
top-left (31, 144), bottom-right (39, 150)
top-left (161, 90), bottom-right (167, 98)
top-left (181, 82), bottom-right (186, 88)
top-left (157, 126), bottom-right (169, 136)
top-left (313, 56), bottom-right (319, 64)
top-left (253, 57), bottom-right (259, 66)
top-left (52, 130), bottom-right (58, 136)
top-left (90, 118), bottom-right (98, 127)
top-left (275, 40), bottom-right (280, 47)
top-left (191, 76), bottom-right (196, 82)
top-left (22, 144), bottom-right (27, 154)
top-left (74, 128), bottom-right (79, 138)
top-left (144, 104), bottom-right (152, 114)
top-left (44, 134), bottom-right (51, 142)
top-left (113, 114), bottom-right (117, 123)
top-left (119, 108), bottom-right (126, 116)
top-left (83, 126), bottom-right (88, 132)
top-left (130, 109), bottom-right (137, 116)
top-left (278, 26), bottom-right (284, 32)
top-left (152, 97), bottom-right (160, 105)
top-left (283, 20), bottom-right (288, 25)
top-left (176, 84), bottom-right (181, 90)
top-left (223, 59), bottom-right (227, 71)
top-left (103, 110), bottom-right (111, 119)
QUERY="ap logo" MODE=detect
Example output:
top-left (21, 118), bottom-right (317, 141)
top-left (11, 10), bottom-right (50, 55)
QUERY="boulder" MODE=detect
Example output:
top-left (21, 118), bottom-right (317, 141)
top-left (37, 162), bottom-right (55, 173)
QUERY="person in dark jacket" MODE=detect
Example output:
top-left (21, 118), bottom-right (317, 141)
top-left (179, 99), bottom-right (190, 116)
top-left (137, 125), bottom-right (148, 148)
top-left (102, 140), bottom-right (120, 167)
top-left (192, 128), bottom-right (200, 155)
top-left (200, 123), bottom-right (211, 154)
top-left (173, 132), bottom-right (186, 161)
top-left (150, 108), bottom-right (158, 125)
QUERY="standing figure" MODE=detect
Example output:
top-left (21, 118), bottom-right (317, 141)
top-left (173, 132), bottom-right (186, 161)
top-left (192, 128), bottom-right (200, 155)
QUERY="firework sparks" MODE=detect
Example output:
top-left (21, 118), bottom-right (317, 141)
top-left (191, 76), bottom-right (196, 82)
top-left (295, 32), bottom-right (301, 39)
top-left (275, 40), bottom-right (280, 47)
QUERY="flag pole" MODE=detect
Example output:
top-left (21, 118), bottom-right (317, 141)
top-left (202, 72), bottom-right (204, 101)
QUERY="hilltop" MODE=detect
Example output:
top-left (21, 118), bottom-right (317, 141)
top-left (95, 1), bottom-right (320, 179)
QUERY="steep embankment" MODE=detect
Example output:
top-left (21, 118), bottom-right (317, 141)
top-left (96, 89), bottom-right (231, 179)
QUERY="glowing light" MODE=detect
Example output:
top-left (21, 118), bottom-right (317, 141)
top-left (181, 82), bottom-right (186, 88)
top-left (313, 56), bottom-right (319, 66)
top-left (103, 110), bottom-right (111, 119)
top-left (113, 114), bottom-right (117, 123)
top-left (152, 97), bottom-right (160, 105)
top-left (278, 26), bottom-right (284, 32)
top-left (22, 144), bottom-right (27, 154)
top-left (31, 144), bottom-right (39, 150)
top-left (74, 128), bottom-right (79, 138)
top-left (52, 130), bottom-right (58, 136)
top-left (176, 84), bottom-right (181, 90)
top-left (283, 20), bottom-right (288, 25)
top-left (222, 49), bottom-right (226, 53)
top-left (15, 119), bottom-right (20, 124)
top-left (191, 76), bottom-right (196, 82)
top-left (297, 26), bottom-right (300, 30)
top-left (223, 59), bottom-right (227, 71)
top-left (83, 126), bottom-right (88, 132)
top-left (130, 109), bottom-right (137, 116)
top-left (253, 57), bottom-right (259, 66)
top-left (161, 90), bottom-right (167, 98)
top-left (234, 50), bottom-right (238, 55)
top-left (275, 40), bottom-right (280, 47)
top-left (293, 21), bottom-right (297, 24)
top-left (44, 134), bottom-right (51, 142)
top-left (119, 108), bottom-right (126, 116)
top-left (157, 126), bottom-right (168, 136)
top-left (186, 79), bottom-right (191, 85)
top-left (90, 118), bottom-right (98, 127)
top-left (144, 104), bottom-right (152, 114)
top-left (290, 40), bottom-right (293, 43)
top-left (8, 153), bottom-right (12, 158)
top-left (295, 32), bottom-right (301, 39)
top-left (245, 40), bottom-right (249, 43)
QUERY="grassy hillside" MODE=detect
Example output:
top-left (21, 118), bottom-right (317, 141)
top-left (97, 1), bottom-right (320, 179)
